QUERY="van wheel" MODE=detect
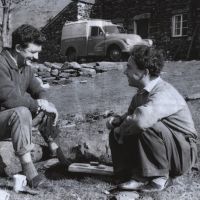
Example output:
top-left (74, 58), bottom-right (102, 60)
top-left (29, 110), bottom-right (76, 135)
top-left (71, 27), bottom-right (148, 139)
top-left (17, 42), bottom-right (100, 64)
top-left (107, 46), bottom-right (122, 62)
top-left (66, 48), bottom-right (77, 62)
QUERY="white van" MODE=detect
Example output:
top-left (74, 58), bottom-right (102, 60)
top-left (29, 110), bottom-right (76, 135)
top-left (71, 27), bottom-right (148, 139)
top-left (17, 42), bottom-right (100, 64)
top-left (61, 19), bottom-right (152, 61)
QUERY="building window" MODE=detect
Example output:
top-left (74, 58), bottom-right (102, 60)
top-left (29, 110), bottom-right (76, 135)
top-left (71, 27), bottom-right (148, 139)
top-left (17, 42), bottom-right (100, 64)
top-left (172, 14), bottom-right (188, 37)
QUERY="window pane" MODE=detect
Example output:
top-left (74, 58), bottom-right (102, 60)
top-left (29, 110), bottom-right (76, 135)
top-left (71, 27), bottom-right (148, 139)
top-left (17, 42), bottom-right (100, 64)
top-left (91, 27), bottom-right (99, 36)
top-left (175, 22), bottom-right (181, 29)
top-left (175, 28), bottom-right (181, 35)
top-left (175, 15), bottom-right (181, 22)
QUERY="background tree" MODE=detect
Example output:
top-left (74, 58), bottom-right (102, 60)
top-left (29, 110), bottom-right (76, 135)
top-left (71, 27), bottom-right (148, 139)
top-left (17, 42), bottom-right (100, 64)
top-left (0, 0), bottom-right (31, 47)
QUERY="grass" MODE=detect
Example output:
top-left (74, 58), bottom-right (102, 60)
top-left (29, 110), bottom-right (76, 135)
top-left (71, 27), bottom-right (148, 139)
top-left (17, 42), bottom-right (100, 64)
top-left (1, 60), bottom-right (200, 200)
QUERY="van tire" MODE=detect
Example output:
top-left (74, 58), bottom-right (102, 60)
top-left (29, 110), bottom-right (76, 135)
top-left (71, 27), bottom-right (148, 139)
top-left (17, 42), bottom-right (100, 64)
top-left (107, 45), bottom-right (122, 62)
top-left (66, 48), bottom-right (77, 62)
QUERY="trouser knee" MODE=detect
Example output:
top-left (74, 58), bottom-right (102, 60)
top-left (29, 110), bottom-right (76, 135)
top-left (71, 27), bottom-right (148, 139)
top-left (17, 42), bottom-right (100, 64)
top-left (9, 107), bottom-right (33, 156)
top-left (12, 106), bottom-right (32, 125)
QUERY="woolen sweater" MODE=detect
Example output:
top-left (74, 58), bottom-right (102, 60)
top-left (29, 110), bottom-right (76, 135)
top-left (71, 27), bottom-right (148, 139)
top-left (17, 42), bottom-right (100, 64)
top-left (0, 49), bottom-right (46, 113)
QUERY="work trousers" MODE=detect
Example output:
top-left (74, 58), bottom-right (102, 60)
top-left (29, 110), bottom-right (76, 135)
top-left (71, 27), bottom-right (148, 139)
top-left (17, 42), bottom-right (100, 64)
top-left (0, 106), bottom-right (58, 157)
top-left (109, 121), bottom-right (197, 179)
top-left (0, 107), bottom-right (34, 156)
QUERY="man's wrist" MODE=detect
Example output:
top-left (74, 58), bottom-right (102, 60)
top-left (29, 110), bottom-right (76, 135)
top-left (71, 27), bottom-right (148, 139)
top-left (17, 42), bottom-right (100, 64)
top-left (36, 99), bottom-right (42, 114)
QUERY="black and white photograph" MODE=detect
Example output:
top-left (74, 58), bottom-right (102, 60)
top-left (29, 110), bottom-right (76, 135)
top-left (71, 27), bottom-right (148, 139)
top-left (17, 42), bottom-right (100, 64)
top-left (0, 0), bottom-right (199, 199)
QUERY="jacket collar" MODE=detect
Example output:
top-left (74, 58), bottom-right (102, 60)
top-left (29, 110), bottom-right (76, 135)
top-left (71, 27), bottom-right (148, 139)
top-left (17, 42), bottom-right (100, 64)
top-left (137, 77), bottom-right (161, 95)
top-left (1, 48), bottom-right (18, 70)
top-left (144, 77), bottom-right (161, 93)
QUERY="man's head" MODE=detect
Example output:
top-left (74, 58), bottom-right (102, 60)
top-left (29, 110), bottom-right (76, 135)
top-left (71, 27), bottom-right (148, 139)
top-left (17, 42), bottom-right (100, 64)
top-left (124, 45), bottom-right (164, 88)
top-left (12, 24), bottom-right (46, 67)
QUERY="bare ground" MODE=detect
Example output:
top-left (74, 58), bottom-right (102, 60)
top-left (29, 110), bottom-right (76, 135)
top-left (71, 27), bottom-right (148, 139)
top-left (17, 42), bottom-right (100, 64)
top-left (1, 60), bottom-right (200, 200)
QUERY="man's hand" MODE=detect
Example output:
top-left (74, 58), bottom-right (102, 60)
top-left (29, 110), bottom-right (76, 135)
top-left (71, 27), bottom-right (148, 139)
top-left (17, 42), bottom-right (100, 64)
top-left (37, 99), bottom-right (58, 126)
top-left (106, 115), bottom-right (122, 130)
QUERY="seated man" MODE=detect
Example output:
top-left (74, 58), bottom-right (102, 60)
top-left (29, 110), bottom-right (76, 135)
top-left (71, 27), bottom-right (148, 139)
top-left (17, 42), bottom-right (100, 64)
top-left (0, 24), bottom-right (70, 188)
top-left (107, 45), bottom-right (198, 192)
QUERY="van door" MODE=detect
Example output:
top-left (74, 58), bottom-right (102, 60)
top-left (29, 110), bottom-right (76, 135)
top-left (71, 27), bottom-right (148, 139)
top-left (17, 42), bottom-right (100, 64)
top-left (87, 26), bottom-right (106, 56)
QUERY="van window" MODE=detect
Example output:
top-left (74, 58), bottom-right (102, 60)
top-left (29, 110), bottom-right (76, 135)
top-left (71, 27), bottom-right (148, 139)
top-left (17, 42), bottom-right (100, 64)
top-left (90, 26), bottom-right (104, 37)
top-left (103, 25), bottom-right (126, 34)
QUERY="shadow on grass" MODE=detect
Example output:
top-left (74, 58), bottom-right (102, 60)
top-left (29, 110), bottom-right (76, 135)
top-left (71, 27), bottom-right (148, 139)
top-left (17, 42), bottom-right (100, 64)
top-left (0, 184), bottom-right (13, 191)
top-left (45, 163), bottom-right (114, 184)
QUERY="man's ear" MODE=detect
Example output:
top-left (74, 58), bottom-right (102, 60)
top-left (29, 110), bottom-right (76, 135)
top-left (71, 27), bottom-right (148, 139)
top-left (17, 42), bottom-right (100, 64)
top-left (15, 44), bottom-right (22, 53)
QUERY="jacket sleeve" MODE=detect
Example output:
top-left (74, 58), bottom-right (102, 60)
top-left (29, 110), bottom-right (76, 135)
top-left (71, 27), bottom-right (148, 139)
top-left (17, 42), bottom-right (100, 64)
top-left (0, 63), bottom-right (39, 113)
top-left (119, 88), bottom-right (185, 135)
top-left (27, 68), bottom-right (47, 99)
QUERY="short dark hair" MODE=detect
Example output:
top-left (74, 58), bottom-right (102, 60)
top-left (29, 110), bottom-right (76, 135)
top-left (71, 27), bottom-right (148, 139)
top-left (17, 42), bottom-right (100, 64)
top-left (131, 45), bottom-right (164, 77)
top-left (12, 24), bottom-right (46, 49)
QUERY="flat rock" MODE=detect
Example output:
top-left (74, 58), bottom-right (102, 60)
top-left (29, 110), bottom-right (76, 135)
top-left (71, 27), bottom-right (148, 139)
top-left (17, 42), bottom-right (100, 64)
top-left (96, 62), bottom-right (125, 71)
top-left (38, 64), bottom-right (51, 72)
top-left (81, 68), bottom-right (96, 77)
top-left (51, 63), bottom-right (62, 69)
top-left (59, 72), bottom-right (70, 79)
top-left (62, 62), bottom-right (82, 70)
top-left (80, 63), bottom-right (95, 69)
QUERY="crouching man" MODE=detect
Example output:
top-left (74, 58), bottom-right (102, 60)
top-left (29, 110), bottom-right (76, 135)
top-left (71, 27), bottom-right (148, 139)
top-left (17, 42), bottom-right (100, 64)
top-left (0, 24), bottom-right (70, 188)
top-left (107, 45), bottom-right (198, 192)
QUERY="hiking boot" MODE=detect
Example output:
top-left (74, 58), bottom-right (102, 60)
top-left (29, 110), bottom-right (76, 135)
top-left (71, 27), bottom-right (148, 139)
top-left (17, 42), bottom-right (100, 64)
top-left (28, 175), bottom-right (44, 189)
top-left (56, 147), bottom-right (71, 167)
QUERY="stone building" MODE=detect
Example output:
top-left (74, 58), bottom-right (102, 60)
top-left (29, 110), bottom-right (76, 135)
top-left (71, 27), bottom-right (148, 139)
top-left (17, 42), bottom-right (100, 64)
top-left (40, 0), bottom-right (94, 62)
top-left (91, 0), bottom-right (200, 60)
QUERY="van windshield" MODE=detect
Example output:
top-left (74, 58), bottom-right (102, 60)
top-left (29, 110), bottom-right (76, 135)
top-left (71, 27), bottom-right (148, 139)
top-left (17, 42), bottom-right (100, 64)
top-left (103, 25), bottom-right (126, 34)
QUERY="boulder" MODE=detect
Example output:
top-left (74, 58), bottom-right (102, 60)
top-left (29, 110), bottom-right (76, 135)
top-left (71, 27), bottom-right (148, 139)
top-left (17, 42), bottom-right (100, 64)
top-left (59, 72), bottom-right (70, 79)
top-left (62, 62), bottom-right (82, 70)
top-left (0, 141), bottom-right (42, 176)
top-left (81, 68), bottom-right (96, 77)
top-left (57, 118), bottom-right (112, 164)
top-left (38, 71), bottom-right (51, 77)
top-left (61, 62), bottom-right (71, 70)
top-left (38, 64), bottom-right (51, 72)
top-left (69, 62), bottom-right (82, 70)
top-left (44, 62), bottom-right (53, 69)
top-left (51, 69), bottom-right (59, 77)
top-left (51, 63), bottom-right (62, 70)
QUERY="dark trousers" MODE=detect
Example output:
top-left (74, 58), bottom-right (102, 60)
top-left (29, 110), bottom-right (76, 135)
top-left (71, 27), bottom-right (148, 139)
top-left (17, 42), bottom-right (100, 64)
top-left (109, 121), bottom-right (197, 179)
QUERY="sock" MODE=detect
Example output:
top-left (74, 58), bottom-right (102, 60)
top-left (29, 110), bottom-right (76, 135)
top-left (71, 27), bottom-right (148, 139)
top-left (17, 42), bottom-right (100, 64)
top-left (21, 162), bottom-right (38, 181)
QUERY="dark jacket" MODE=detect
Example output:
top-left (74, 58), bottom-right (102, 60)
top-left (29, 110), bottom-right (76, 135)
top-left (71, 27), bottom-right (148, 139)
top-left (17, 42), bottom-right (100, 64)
top-left (0, 48), bottom-right (46, 113)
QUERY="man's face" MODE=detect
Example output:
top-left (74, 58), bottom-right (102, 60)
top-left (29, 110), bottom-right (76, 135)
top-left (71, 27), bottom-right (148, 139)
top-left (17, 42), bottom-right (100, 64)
top-left (124, 56), bottom-right (145, 88)
top-left (16, 43), bottom-right (42, 67)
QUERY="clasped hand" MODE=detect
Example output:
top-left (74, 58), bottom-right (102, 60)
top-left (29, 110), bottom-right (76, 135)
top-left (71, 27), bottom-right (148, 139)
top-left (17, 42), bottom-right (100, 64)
top-left (37, 99), bottom-right (58, 126)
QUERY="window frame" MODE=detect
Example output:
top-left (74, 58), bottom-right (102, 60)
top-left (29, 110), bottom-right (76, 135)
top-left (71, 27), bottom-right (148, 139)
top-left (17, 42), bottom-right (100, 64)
top-left (90, 26), bottom-right (104, 37)
top-left (172, 14), bottom-right (188, 37)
